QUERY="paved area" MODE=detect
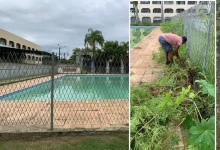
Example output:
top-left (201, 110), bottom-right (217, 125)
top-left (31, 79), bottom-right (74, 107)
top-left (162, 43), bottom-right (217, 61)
top-left (130, 27), bottom-right (164, 86)
top-left (0, 100), bottom-right (128, 132)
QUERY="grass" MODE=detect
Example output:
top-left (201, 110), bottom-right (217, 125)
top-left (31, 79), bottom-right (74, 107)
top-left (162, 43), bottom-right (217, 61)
top-left (0, 133), bottom-right (129, 150)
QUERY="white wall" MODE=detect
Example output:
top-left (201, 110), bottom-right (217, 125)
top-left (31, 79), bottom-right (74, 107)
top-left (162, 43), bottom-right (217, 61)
top-left (0, 63), bottom-right (58, 80)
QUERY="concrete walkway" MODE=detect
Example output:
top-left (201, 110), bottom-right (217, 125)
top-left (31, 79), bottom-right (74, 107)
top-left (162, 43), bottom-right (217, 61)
top-left (131, 27), bottom-right (164, 86)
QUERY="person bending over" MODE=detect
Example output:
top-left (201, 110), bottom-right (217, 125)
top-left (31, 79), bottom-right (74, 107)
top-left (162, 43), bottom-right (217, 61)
top-left (158, 33), bottom-right (187, 65)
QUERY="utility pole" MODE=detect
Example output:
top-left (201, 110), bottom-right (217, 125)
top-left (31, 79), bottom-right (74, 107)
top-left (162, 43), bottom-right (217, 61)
top-left (57, 44), bottom-right (66, 60)
top-left (161, 1), bottom-right (164, 23)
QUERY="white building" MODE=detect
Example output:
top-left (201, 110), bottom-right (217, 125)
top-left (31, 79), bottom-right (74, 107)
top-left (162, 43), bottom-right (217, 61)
top-left (130, 1), bottom-right (211, 23)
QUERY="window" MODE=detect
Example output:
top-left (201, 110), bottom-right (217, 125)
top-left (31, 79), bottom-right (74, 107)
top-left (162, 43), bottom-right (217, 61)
top-left (153, 17), bottom-right (161, 23)
top-left (22, 45), bottom-right (26, 49)
top-left (21, 55), bottom-right (26, 59)
top-left (28, 55), bottom-right (31, 60)
top-left (36, 57), bottom-right (38, 61)
top-left (188, 1), bottom-right (197, 5)
top-left (164, 1), bottom-right (174, 4)
top-left (9, 41), bottom-right (14, 47)
top-left (32, 48), bottom-right (35, 51)
top-left (176, 9), bottom-right (184, 13)
top-left (131, 17), bottom-right (136, 23)
top-left (176, 1), bottom-right (185, 5)
top-left (199, 1), bottom-right (209, 5)
top-left (153, 8), bottom-right (161, 13)
top-left (16, 43), bottom-right (21, 49)
top-left (39, 58), bottom-right (42, 61)
top-left (130, 8), bottom-right (135, 13)
top-left (0, 38), bottom-right (7, 45)
top-left (28, 47), bottom-right (31, 50)
top-left (131, 8), bottom-right (139, 13)
top-left (141, 8), bottom-right (150, 13)
top-left (32, 56), bottom-right (35, 60)
top-left (152, 1), bottom-right (161, 4)
top-left (142, 17), bottom-right (151, 23)
top-left (164, 8), bottom-right (173, 13)
top-left (140, 1), bottom-right (150, 4)
top-left (130, 1), bottom-right (138, 4)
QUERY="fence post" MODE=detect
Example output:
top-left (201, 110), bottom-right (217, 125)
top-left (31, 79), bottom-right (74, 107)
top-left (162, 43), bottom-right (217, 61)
top-left (203, 2), bottom-right (212, 73)
top-left (50, 52), bottom-right (55, 130)
top-left (187, 7), bottom-right (192, 58)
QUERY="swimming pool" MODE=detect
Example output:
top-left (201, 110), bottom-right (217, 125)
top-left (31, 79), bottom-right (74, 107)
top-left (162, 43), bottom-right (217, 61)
top-left (130, 26), bottom-right (157, 48)
top-left (0, 75), bottom-right (129, 101)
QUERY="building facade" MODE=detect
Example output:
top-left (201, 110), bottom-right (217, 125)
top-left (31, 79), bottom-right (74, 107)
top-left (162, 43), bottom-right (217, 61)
top-left (0, 28), bottom-right (43, 64)
top-left (130, 1), bottom-right (210, 23)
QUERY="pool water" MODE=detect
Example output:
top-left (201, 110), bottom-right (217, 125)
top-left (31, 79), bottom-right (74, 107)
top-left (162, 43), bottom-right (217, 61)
top-left (130, 26), bottom-right (157, 48)
top-left (0, 75), bottom-right (129, 101)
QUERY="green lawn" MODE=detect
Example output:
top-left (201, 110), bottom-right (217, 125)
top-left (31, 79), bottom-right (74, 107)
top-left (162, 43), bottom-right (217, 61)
top-left (0, 133), bottom-right (129, 150)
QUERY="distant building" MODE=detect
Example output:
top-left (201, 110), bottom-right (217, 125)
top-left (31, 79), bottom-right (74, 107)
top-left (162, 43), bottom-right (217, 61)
top-left (130, 0), bottom-right (211, 23)
top-left (0, 28), bottom-right (43, 64)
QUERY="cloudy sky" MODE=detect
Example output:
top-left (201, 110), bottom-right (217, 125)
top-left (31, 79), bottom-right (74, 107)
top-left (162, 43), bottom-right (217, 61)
top-left (0, 0), bottom-right (129, 57)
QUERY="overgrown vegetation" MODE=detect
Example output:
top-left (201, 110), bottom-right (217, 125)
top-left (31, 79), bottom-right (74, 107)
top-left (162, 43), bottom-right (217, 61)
top-left (130, 21), bottom-right (215, 150)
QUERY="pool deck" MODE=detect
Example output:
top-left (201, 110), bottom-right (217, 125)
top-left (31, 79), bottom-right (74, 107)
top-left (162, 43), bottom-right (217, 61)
top-left (0, 75), bottom-right (129, 132)
top-left (0, 100), bottom-right (128, 132)
top-left (131, 27), bottom-right (164, 86)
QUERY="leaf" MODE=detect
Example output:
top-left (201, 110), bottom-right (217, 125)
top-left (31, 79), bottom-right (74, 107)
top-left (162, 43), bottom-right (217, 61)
top-left (183, 114), bottom-right (195, 129)
top-left (195, 80), bottom-right (215, 97)
top-left (189, 92), bottom-right (195, 99)
top-left (189, 116), bottom-right (215, 150)
top-left (158, 92), bottom-right (173, 111)
top-left (175, 95), bottom-right (184, 105)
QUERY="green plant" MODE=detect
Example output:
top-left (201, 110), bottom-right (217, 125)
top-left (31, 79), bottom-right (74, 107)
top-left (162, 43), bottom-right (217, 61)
top-left (195, 80), bottom-right (215, 97)
top-left (183, 115), bottom-right (195, 129)
top-left (188, 116), bottom-right (215, 150)
top-left (158, 85), bottom-right (193, 111)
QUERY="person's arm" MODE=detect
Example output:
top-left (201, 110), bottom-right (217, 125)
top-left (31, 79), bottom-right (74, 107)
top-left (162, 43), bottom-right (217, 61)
top-left (174, 45), bottom-right (180, 59)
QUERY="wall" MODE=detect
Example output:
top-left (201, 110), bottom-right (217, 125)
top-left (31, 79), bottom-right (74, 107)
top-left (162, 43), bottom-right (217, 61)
top-left (0, 63), bottom-right (58, 80)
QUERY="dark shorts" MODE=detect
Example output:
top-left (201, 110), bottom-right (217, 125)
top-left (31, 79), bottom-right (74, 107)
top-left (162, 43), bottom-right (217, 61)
top-left (158, 36), bottom-right (173, 52)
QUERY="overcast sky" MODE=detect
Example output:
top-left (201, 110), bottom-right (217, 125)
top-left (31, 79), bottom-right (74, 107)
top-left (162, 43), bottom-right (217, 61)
top-left (0, 0), bottom-right (129, 57)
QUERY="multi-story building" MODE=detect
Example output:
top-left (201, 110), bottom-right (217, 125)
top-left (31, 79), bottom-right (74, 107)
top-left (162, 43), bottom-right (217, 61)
top-left (130, 1), bottom-right (210, 23)
top-left (0, 28), bottom-right (43, 64)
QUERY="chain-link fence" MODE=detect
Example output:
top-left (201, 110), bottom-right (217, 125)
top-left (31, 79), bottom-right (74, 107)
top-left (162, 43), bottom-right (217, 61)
top-left (170, 1), bottom-right (215, 82)
top-left (0, 46), bottom-right (129, 132)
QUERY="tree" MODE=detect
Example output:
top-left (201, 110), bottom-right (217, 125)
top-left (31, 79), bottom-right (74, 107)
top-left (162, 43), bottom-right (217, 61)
top-left (133, 1), bottom-right (139, 24)
top-left (102, 41), bottom-right (129, 73)
top-left (84, 28), bottom-right (104, 73)
top-left (118, 42), bottom-right (129, 73)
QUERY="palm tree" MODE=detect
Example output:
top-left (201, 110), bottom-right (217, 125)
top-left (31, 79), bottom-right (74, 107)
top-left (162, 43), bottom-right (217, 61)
top-left (84, 28), bottom-right (104, 73)
top-left (102, 41), bottom-right (129, 74)
top-left (119, 42), bottom-right (129, 74)
top-left (103, 41), bottom-right (119, 73)
top-left (133, 1), bottom-right (139, 24)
